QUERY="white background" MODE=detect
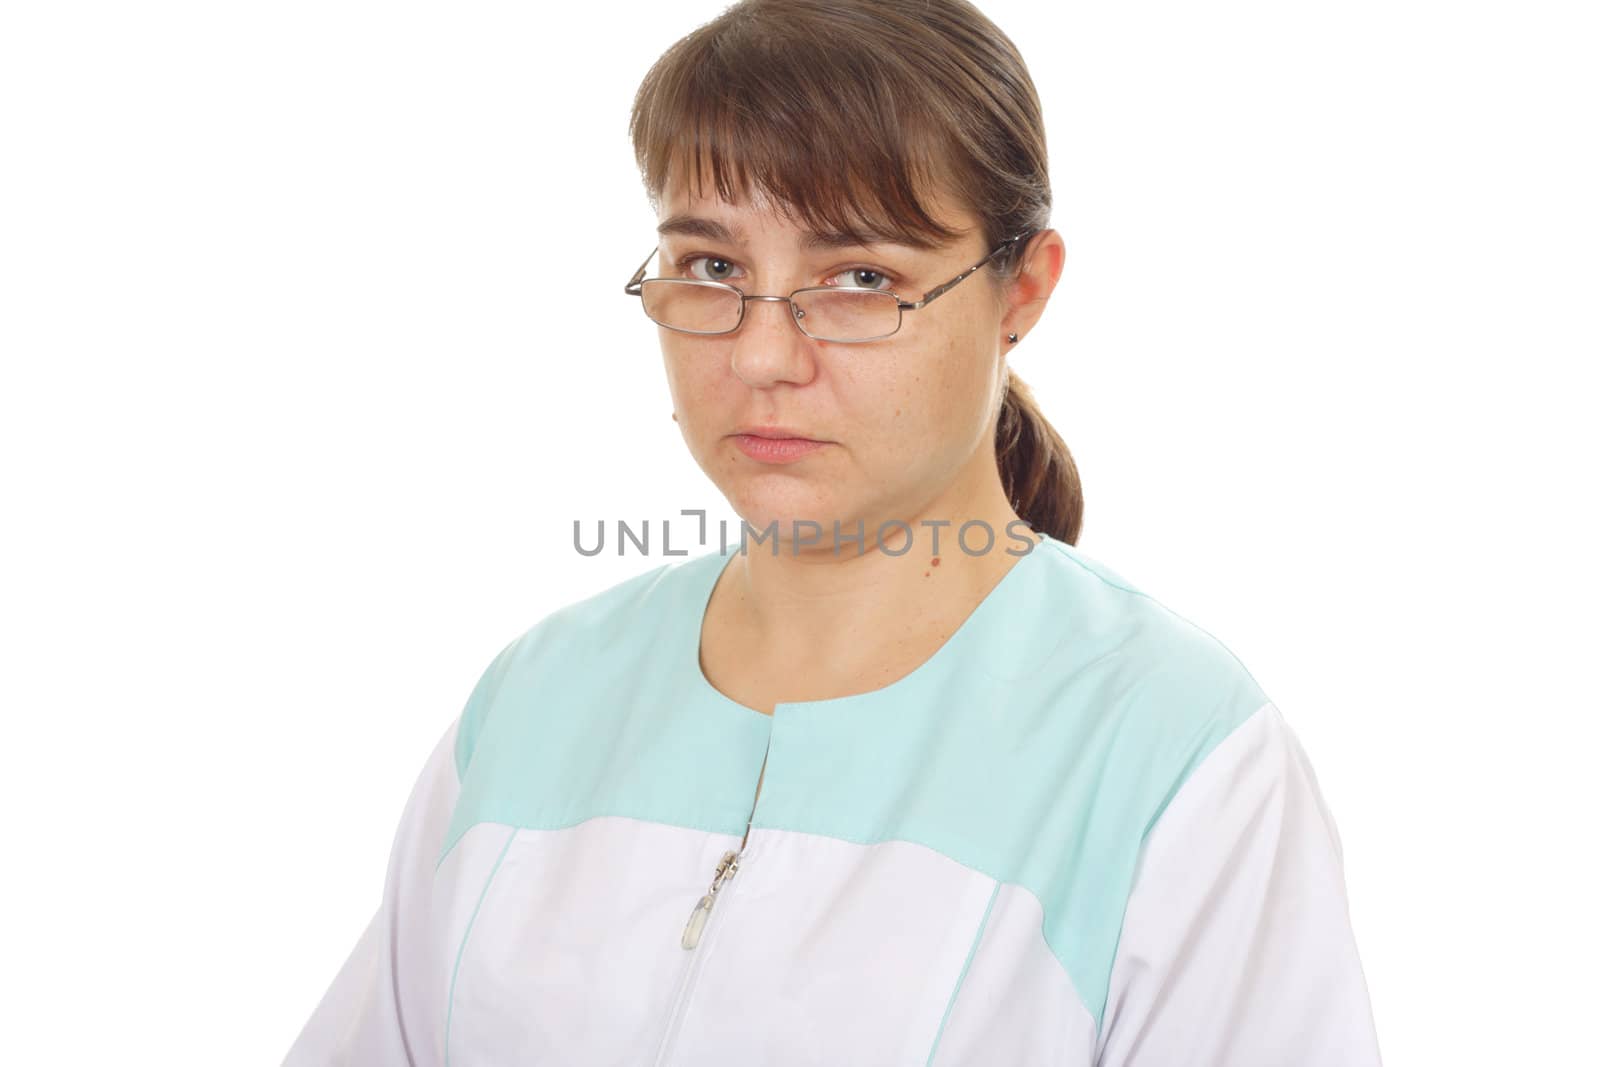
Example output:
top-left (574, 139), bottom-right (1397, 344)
top-left (2, 1), bottom-right (1595, 1062)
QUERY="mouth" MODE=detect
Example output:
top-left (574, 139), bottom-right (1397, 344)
top-left (729, 427), bottom-right (829, 464)
top-left (733, 424), bottom-right (824, 440)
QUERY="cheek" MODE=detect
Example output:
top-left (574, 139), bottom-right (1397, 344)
top-left (661, 341), bottom-right (720, 408)
top-left (840, 337), bottom-right (990, 464)
top-left (924, 317), bottom-right (1004, 424)
top-left (661, 344), bottom-right (740, 460)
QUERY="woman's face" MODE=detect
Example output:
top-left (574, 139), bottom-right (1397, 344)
top-left (656, 176), bottom-right (1019, 550)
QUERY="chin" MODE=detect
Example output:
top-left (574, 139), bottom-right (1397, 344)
top-left (723, 485), bottom-right (856, 547)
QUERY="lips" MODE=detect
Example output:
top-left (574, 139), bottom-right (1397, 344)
top-left (732, 425), bottom-right (824, 442)
top-left (730, 432), bottom-right (828, 463)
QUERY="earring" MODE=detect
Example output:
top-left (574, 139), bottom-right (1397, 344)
top-left (1006, 332), bottom-right (1019, 344)
top-left (671, 412), bottom-right (678, 422)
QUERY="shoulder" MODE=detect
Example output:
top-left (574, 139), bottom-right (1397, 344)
top-left (451, 550), bottom-right (724, 777)
top-left (1014, 536), bottom-right (1274, 828)
top-left (1025, 535), bottom-right (1268, 714)
top-left (992, 538), bottom-right (1290, 1027)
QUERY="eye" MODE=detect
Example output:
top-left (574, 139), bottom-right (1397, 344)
top-left (826, 267), bottom-right (897, 291)
top-left (677, 254), bottom-right (744, 284)
top-left (672, 254), bottom-right (898, 291)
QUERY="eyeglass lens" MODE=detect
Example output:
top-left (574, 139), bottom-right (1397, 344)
top-left (639, 280), bottom-right (901, 342)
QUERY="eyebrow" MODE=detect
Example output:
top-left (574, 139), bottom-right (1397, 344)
top-left (655, 214), bottom-right (934, 252)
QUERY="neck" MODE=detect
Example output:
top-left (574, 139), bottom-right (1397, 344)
top-left (707, 475), bottom-right (1041, 696)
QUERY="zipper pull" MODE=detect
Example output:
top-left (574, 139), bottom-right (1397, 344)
top-left (680, 849), bottom-right (740, 949)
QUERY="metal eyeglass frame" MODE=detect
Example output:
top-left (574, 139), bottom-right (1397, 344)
top-left (622, 230), bottom-right (1034, 344)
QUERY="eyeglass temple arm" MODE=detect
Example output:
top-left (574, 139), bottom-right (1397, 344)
top-left (897, 232), bottom-right (1029, 311)
top-left (624, 247), bottom-right (658, 296)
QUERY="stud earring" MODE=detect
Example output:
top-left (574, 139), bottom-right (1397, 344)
top-left (1007, 333), bottom-right (1019, 344)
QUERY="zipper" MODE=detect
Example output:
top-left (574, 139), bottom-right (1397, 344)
top-left (651, 742), bottom-right (769, 1066)
top-left (680, 847), bottom-right (740, 949)
top-left (681, 743), bottom-right (767, 948)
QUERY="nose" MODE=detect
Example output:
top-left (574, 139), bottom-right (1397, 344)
top-left (728, 295), bottom-right (818, 389)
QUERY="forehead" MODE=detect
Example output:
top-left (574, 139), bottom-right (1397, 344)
top-left (657, 163), bottom-right (979, 253)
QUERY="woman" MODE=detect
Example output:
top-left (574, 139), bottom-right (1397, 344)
top-left (285, 2), bottom-right (1382, 1064)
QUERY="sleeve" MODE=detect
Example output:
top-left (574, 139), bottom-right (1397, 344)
top-left (1093, 702), bottom-right (1383, 1067)
top-left (281, 716), bottom-right (462, 1067)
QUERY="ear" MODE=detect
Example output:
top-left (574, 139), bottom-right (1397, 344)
top-left (1000, 229), bottom-right (1066, 342)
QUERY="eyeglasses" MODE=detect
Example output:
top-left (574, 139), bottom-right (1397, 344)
top-left (622, 231), bottom-right (1033, 344)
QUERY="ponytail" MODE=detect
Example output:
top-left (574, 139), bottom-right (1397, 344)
top-left (996, 370), bottom-right (1083, 545)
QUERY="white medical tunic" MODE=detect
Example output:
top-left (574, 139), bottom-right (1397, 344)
top-left (283, 533), bottom-right (1383, 1066)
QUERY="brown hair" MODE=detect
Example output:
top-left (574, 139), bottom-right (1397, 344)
top-left (629, 0), bottom-right (1083, 544)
